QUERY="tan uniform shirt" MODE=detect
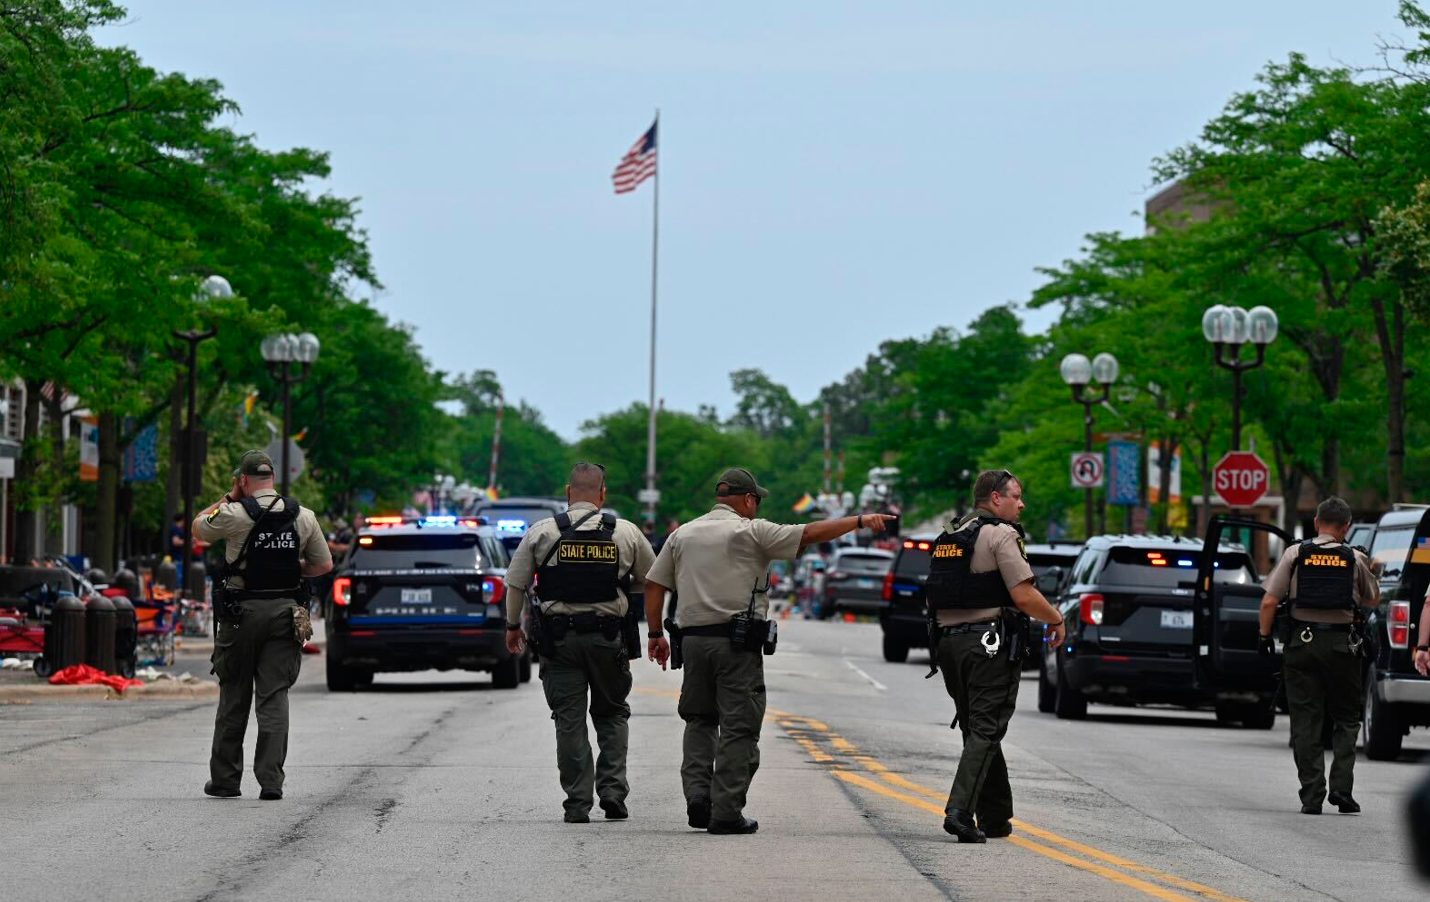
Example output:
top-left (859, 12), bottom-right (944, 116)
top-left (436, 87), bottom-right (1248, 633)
top-left (646, 504), bottom-right (804, 628)
top-left (935, 514), bottom-right (1035, 627)
top-left (192, 488), bottom-right (332, 588)
top-left (504, 501), bottom-right (656, 622)
top-left (1262, 533), bottom-right (1377, 624)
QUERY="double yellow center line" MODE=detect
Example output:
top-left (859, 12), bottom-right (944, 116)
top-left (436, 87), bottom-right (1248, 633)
top-left (771, 709), bottom-right (1246, 902)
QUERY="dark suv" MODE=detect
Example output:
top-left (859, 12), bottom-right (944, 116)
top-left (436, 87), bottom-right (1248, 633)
top-left (1038, 533), bottom-right (1270, 726)
top-left (878, 535), bottom-right (936, 662)
top-left (325, 515), bottom-right (530, 691)
top-left (470, 497), bottom-right (567, 554)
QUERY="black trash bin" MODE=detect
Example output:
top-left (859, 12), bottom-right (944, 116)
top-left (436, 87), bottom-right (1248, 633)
top-left (112, 595), bottom-right (137, 678)
top-left (85, 595), bottom-right (117, 674)
top-left (36, 595), bottom-right (86, 679)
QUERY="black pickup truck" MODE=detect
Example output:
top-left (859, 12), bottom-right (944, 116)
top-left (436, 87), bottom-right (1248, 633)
top-left (1361, 506), bottom-right (1430, 759)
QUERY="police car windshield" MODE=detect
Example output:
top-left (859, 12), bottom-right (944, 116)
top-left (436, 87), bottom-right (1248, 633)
top-left (478, 505), bottom-right (563, 532)
top-left (352, 533), bottom-right (482, 570)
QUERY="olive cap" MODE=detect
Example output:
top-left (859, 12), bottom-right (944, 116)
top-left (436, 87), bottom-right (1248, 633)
top-left (715, 466), bottom-right (769, 499)
top-left (235, 449), bottom-right (275, 477)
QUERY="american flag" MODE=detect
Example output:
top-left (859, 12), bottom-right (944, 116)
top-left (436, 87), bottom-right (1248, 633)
top-left (612, 120), bottom-right (657, 194)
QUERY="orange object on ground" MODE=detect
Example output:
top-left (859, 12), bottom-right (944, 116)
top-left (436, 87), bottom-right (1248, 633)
top-left (48, 664), bottom-right (145, 692)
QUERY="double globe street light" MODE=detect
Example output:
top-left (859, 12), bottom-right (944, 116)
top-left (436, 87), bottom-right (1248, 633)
top-left (1060, 351), bottom-right (1120, 538)
top-left (260, 332), bottom-right (321, 496)
top-left (1201, 304), bottom-right (1279, 451)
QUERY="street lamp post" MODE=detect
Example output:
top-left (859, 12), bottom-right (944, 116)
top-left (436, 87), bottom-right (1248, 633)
top-left (260, 332), bottom-right (320, 496)
top-left (1202, 305), bottom-right (1279, 450)
top-left (1060, 351), bottom-right (1120, 539)
top-left (174, 275), bottom-right (231, 598)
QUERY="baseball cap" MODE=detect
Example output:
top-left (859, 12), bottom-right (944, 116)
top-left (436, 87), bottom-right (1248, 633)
top-left (715, 466), bottom-right (769, 499)
top-left (234, 449), bottom-right (275, 477)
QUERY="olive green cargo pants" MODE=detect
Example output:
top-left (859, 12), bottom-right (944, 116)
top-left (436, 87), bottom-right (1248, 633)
top-left (1284, 627), bottom-right (1363, 806)
top-left (540, 630), bottom-right (632, 817)
top-left (939, 630), bottom-right (1021, 826)
top-left (209, 599), bottom-right (303, 792)
top-left (677, 635), bottom-right (767, 823)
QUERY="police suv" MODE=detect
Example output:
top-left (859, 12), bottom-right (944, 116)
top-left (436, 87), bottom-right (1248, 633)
top-left (470, 496), bottom-right (567, 554)
top-left (325, 515), bottom-right (529, 691)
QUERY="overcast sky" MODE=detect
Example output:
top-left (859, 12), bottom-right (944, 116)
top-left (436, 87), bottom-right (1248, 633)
top-left (103, 2), bottom-right (1404, 439)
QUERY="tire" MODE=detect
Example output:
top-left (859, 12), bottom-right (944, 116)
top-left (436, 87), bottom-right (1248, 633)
top-left (117, 658), bottom-right (136, 680)
top-left (1363, 678), bottom-right (1404, 761)
top-left (492, 655), bottom-right (521, 689)
top-left (354, 669), bottom-right (375, 689)
top-left (882, 633), bottom-right (908, 663)
top-left (1054, 658), bottom-right (1087, 720)
top-left (519, 651), bottom-right (533, 683)
top-left (325, 655), bottom-right (359, 692)
top-left (1038, 662), bottom-right (1056, 714)
top-left (33, 657), bottom-right (52, 679)
top-left (1241, 700), bottom-right (1276, 730)
top-left (1214, 701), bottom-right (1238, 725)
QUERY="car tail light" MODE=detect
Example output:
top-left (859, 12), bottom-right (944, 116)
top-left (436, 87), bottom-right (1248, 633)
top-left (881, 570), bottom-right (894, 602)
top-left (483, 575), bottom-right (506, 606)
top-left (1079, 593), bottom-right (1105, 626)
top-left (831, 571), bottom-right (847, 580)
top-left (332, 577), bottom-right (352, 607)
top-left (1389, 599), bottom-right (1411, 649)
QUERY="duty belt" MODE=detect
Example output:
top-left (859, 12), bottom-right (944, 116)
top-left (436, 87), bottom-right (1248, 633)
top-left (939, 620), bottom-right (999, 636)
top-left (680, 624), bottom-right (735, 638)
top-left (544, 612), bottom-right (623, 633)
top-left (1292, 621), bottom-right (1352, 632)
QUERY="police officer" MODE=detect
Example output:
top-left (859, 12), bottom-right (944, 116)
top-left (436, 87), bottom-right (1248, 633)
top-left (930, 469), bottom-right (1065, 843)
top-left (1258, 496), bottom-right (1378, 815)
top-left (644, 467), bottom-right (890, 835)
top-left (504, 462), bottom-right (656, 824)
top-left (192, 450), bottom-right (332, 800)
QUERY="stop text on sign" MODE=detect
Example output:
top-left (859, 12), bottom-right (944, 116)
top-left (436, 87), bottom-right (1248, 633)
top-left (1214, 469), bottom-right (1266, 492)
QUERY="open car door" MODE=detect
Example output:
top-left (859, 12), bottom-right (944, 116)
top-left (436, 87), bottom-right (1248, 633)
top-left (1193, 515), bottom-right (1293, 724)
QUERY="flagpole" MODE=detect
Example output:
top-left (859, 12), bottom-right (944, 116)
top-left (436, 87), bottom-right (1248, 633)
top-left (644, 109), bottom-right (660, 527)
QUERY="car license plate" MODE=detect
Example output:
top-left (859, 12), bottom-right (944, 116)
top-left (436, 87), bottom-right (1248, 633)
top-left (857, 579), bottom-right (876, 589)
top-left (1161, 609), bottom-right (1193, 629)
top-left (401, 588), bottom-right (433, 604)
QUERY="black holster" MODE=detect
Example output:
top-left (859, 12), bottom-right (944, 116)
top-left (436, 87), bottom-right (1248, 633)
top-left (529, 608), bottom-right (556, 658)
top-left (621, 604), bottom-right (641, 660)
top-left (1003, 609), bottom-right (1033, 663)
top-left (730, 615), bottom-right (769, 653)
top-left (664, 617), bottom-right (684, 670)
top-left (925, 616), bottom-right (941, 679)
top-left (210, 563), bottom-right (241, 624)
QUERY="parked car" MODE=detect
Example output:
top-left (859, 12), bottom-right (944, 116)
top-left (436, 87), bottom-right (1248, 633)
top-left (1039, 530), bottom-right (1276, 727)
top-left (469, 496), bottom-right (567, 553)
top-left (326, 514), bottom-right (528, 691)
top-left (1361, 506), bottom-right (1430, 760)
top-left (1024, 540), bottom-right (1083, 595)
top-left (821, 547), bottom-right (895, 617)
top-left (878, 535), bottom-right (935, 662)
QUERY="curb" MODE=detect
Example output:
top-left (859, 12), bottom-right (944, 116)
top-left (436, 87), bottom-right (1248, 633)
top-left (0, 680), bottom-right (219, 703)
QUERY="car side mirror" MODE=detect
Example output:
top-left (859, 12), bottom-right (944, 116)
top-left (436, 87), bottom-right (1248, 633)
top-left (1036, 567), bottom-right (1063, 596)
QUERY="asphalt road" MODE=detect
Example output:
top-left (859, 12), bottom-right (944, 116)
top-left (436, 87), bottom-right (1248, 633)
top-left (2, 618), bottom-right (1427, 901)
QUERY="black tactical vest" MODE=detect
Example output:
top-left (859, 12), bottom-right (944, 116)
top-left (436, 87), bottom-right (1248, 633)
top-left (925, 515), bottom-right (1020, 612)
top-left (1290, 540), bottom-right (1356, 611)
top-left (536, 512), bottom-right (622, 605)
top-left (234, 495), bottom-right (303, 597)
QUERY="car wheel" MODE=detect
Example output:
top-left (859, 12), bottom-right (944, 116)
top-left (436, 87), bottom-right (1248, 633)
top-left (1037, 661), bottom-right (1056, 714)
top-left (354, 668), bottom-right (375, 689)
top-left (1214, 701), bottom-right (1238, 726)
top-left (325, 655), bottom-right (358, 692)
top-left (492, 655), bottom-right (521, 689)
top-left (1054, 657), bottom-right (1087, 720)
top-left (519, 651), bottom-right (533, 683)
top-left (1363, 678), bottom-right (1404, 761)
top-left (882, 633), bottom-right (908, 663)
top-left (1241, 700), bottom-right (1275, 730)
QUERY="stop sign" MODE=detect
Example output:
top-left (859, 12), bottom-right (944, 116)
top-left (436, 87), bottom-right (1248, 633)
top-left (1213, 451), bottom-right (1270, 507)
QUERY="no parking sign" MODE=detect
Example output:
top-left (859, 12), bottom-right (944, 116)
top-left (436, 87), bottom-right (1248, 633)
top-left (1070, 452), bottom-right (1104, 489)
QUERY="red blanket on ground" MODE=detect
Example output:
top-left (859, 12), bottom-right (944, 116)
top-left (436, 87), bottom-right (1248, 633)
top-left (48, 664), bottom-right (144, 692)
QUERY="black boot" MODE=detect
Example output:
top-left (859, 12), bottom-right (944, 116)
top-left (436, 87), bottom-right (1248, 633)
top-left (943, 809), bottom-right (987, 843)
top-left (1327, 791), bottom-right (1360, 814)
